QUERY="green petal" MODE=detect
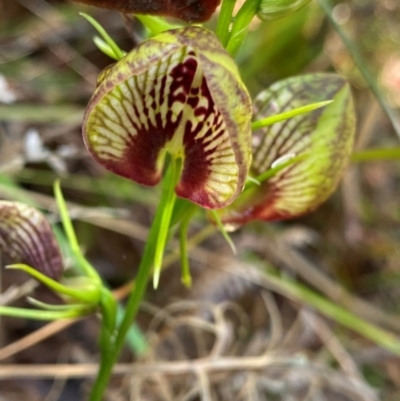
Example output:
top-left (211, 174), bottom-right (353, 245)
top-left (217, 73), bottom-right (356, 227)
top-left (83, 27), bottom-right (252, 209)
top-left (0, 202), bottom-right (63, 279)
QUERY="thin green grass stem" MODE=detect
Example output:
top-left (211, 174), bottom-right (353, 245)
top-left (351, 147), bottom-right (400, 162)
top-left (261, 265), bottom-right (400, 355)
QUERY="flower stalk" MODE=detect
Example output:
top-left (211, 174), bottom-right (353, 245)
top-left (89, 160), bottom-right (181, 401)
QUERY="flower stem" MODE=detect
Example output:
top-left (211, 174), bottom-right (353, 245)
top-left (80, 13), bottom-right (125, 60)
top-left (88, 161), bottom-right (180, 401)
top-left (225, 0), bottom-right (262, 56)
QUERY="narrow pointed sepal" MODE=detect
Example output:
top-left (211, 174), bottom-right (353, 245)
top-left (83, 27), bottom-right (252, 209)
top-left (216, 73), bottom-right (356, 227)
top-left (0, 202), bottom-right (63, 279)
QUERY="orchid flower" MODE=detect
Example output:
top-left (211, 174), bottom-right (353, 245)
top-left (215, 73), bottom-right (356, 228)
top-left (83, 26), bottom-right (252, 209)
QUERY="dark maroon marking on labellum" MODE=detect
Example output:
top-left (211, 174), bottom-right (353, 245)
top-left (177, 76), bottom-right (224, 206)
top-left (97, 55), bottom-right (200, 187)
top-left (72, 0), bottom-right (221, 22)
top-left (168, 57), bottom-right (198, 107)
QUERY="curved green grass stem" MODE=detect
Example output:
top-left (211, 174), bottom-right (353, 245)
top-left (89, 160), bottom-right (180, 401)
top-left (351, 147), bottom-right (400, 162)
top-left (260, 264), bottom-right (400, 355)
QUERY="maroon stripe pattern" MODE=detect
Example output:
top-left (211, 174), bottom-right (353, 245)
top-left (83, 27), bottom-right (252, 209)
top-left (215, 73), bottom-right (356, 228)
top-left (0, 202), bottom-right (63, 279)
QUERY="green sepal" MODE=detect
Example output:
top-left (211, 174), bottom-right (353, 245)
top-left (80, 13), bottom-right (125, 60)
top-left (54, 180), bottom-right (102, 283)
top-left (135, 14), bottom-right (182, 37)
top-left (0, 304), bottom-right (94, 320)
top-left (7, 264), bottom-right (101, 304)
top-left (27, 297), bottom-right (88, 311)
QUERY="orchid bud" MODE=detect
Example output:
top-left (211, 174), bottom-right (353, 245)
top-left (83, 27), bottom-right (252, 209)
top-left (216, 73), bottom-right (356, 228)
top-left (0, 201), bottom-right (63, 279)
top-left (258, 0), bottom-right (313, 20)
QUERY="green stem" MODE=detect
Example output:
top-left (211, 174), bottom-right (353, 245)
top-left (216, 0), bottom-right (237, 46)
top-left (351, 147), bottom-right (400, 163)
top-left (226, 0), bottom-right (262, 56)
top-left (89, 162), bottom-right (181, 401)
top-left (262, 265), bottom-right (400, 355)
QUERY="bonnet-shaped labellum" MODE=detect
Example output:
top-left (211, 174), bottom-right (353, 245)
top-left (215, 73), bottom-right (356, 227)
top-left (83, 27), bottom-right (252, 209)
top-left (0, 201), bottom-right (63, 280)
top-left (72, 0), bottom-right (221, 23)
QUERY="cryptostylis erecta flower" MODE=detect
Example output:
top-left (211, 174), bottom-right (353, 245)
top-left (83, 27), bottom-right (252, 209)
top-left (0, 201), bottom-right (63, 280)
top-left (215, 73), bottom-right (356, 228)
